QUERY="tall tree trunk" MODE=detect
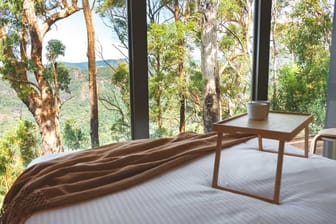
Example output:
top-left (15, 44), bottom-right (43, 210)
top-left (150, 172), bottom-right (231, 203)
top-left (23, 0), bottom-right (71, 153)
top-left (155, 54), bottom-right (163, 130)
top-left (83, 0), bottom-right (99, 148)
top-left (156, 94), bottom-right (163, 129)
top-left (36, 105), bottom-right (62, 154)
top-left (174, 0), bottom-right (186, 133)
top-left (271, 0), bottom-right (279, 107)
top-left (200, 0), bottom-right (220, 132)
top-left (246, 0), bottom-right (254, 73)
top-left (178, 40), bottom-right (186, 133)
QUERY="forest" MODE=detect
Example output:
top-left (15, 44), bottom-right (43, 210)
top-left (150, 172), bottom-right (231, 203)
top-left (0, 0), bottom-right (333, 204)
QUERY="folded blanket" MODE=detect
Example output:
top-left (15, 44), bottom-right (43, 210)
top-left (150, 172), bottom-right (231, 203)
top-left (0, 132), bottom-right (253, 224)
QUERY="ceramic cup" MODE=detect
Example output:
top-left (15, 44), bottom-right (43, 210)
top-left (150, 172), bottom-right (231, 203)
top-left (252, 100), bottom-right (270, 116)
top-left (247, 101), bottom-right (269, 120)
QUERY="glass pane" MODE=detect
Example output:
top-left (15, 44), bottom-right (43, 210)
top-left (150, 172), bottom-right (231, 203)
top-left (94, 0), bottom-right (131, 143)
top-left (146, 0), bottom-right (255, 137)
top-left (0, 0), bottom-right (131, 152)
top-left (50, 0), bottom-right (131, 146)
top-left (269, 0), bottom-right (334, 133)
top-left (217, 0), bottom-right (255, 118)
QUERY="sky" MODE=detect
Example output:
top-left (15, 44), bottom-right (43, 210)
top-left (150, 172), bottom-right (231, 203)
top-left (44, 9), bottom-right (126, 63)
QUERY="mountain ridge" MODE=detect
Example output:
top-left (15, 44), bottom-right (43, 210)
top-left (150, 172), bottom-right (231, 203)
top-left (62, 58), bottom-right (125, 69)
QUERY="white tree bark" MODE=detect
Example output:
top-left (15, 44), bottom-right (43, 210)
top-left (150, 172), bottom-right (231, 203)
top-left (200, 0), bottom-right (220, 132)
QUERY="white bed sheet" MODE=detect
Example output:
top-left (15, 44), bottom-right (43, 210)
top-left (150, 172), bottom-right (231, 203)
top-left (27, 138), bottom-right (336, 224)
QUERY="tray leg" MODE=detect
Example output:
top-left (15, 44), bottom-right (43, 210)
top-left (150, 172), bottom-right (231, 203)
top-left (304, 126), bottom-right (309, 158)
top-left (258, 135), bottom-right (263, 151)
top-left (212, 131), bottom-right (223, 187)
top-left (273, 140), bottom-right (285, 204)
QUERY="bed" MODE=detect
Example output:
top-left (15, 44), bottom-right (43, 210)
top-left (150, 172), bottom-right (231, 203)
top-left (2, 132), bottom-right (336, 224)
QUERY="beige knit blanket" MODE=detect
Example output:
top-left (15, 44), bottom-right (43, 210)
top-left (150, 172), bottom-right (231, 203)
top-left (0, 132), bottom-right (253, 224)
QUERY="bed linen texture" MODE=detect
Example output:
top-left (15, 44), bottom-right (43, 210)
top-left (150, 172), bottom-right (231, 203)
top-left (25, 138), bottom-right (336, 224)
top-left (0, 132), bottom-right (253, 224)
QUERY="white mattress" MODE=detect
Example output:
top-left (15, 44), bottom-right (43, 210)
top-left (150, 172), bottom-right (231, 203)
top-left (27, 138), bottom-right (336, 224)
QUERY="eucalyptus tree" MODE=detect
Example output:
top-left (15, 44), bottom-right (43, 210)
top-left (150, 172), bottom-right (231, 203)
top-left (43, 39), bottom-right (71, 146)
top-left (147, 23), bottom-right (173, 133)
top-left (162, 0), bottom-right (194, 133)
top-left (199, 0), bottom-right (220, 132)
top-left (147, 1), bottom-right (201, 135)
top-left (83, 0), bottom-right (99, 148)
top-left (143, 1), bottom-right (172, 135)
top-left (216, 0), bottom-right (254, 117)
top-left (0, 0), bottom-right (80, 154)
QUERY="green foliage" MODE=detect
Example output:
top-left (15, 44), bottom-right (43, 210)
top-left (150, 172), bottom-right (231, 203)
top-left (273, 63), bottom-right (327, 132)
top-left (97, 62), bottom-right (131, 141)
top-left (0, 120), bottom-right (38, 167)
top-left (62, 120), bottom-right (88, 150)
top-left (97, 0), bottom-right (125, 10)
top-left (111, 62), bottom-right (130, 102)
top-left (217, 0), bottom-right (252, 118)
top-left (147, 20), bottom-right (203, 135)
top-left (15, 120), bottom-right (39, 166)
top-left (100, 81), bottom-right (131, 142)
top-left (272, 0), bottom-right (331, 132)
top-left (96, 0), bottom-right (128, 46)
top-left (0, 119), bottom-right (38, 205)
top-left (43, 63), bottom-right (71, 92)
top-left (150, 127), bottom-right (169, 139)
top-left (46, 39), bottom-right (66, 62)
top-left (43, 39), bottom-right (71, 93)
top-left (0, 145), bottom-right (10, 177)
top-left (273, 64), bottom-right (302, 111)
top-left (287, 0), bottom-right (332, 63)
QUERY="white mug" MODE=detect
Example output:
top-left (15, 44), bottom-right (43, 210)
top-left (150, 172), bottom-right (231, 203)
top-left (252, 100), bottom-right (270, 115)
top-left (247, 102), bottom-right (269, 120)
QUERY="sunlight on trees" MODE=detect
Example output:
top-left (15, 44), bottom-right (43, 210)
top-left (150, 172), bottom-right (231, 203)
top-left (0, 0), bottom-right (333, 205)
top-left (270, 0), bottom-right (332, 132)
top-left (0, 120), bottom-right (38, 205)
top-left (0, 0), bottom-right (80, 154)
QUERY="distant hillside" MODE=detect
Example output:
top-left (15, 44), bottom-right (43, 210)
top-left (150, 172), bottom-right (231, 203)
top-left (63, 59), bottom-right (126, 70)
top-left (0, 62), bottom-right (122, 145)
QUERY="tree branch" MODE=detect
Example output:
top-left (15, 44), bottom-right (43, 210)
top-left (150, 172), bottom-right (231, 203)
top-left (99, 97), bottom-right (126, 123)
top-left (95, 40), bottom-right (117, 72)
top-left (2, 75), bottom-right (41, 94)
top-left (41, 0), bottom-right (80, 37)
